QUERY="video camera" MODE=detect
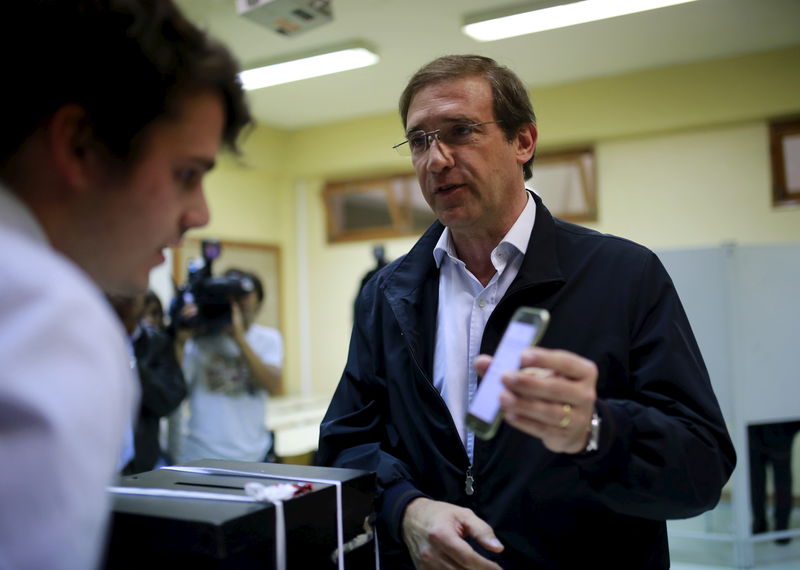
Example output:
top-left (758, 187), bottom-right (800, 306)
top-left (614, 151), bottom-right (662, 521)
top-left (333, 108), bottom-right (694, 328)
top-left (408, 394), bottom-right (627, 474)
top-left (170, 239), bottom-right (255, 333)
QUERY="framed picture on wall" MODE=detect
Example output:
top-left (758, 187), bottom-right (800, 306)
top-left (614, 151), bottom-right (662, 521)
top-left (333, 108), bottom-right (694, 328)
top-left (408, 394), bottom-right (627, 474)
top-left (322, 148), bottom-right (598, 244)
top-left (171, 238), bottom-right (282, 331)
top-left (770, 118), bottom-right (800, 207)
top-left (530, 147), bottom-right (597, 222)
top-left (322, 173), bottom-right (436, 243)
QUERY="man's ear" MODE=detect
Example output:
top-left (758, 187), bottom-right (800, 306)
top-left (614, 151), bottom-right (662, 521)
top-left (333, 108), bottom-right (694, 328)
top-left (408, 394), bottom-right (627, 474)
top-left (515, 123), bottom-right (537, 166)
top-left (47, 104), bottom-right (97, 191)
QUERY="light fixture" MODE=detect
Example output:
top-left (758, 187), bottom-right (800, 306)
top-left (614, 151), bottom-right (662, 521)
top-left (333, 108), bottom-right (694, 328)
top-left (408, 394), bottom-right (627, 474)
top-left (238, 43), bottom-right (379, 90)
top-left (463, 0), bottom-right (699, 42)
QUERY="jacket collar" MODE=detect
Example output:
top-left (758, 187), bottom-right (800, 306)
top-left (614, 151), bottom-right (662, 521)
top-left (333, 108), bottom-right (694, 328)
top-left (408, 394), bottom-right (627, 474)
top-left (480, 192), bottom-right (566, 353)
top-left (383, 191), bottom-right (565, 301)
top-left (380, 221), bottom-right (444, 378)
top-left (380, 191), bottom-right (566, 374)
top-left (506, 190), bottom-right (565, 296)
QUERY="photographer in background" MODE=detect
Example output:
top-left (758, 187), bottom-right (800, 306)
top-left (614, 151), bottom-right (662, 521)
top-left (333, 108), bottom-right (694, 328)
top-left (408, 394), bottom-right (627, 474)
top-left (179, 268), bottom-right (283, 463)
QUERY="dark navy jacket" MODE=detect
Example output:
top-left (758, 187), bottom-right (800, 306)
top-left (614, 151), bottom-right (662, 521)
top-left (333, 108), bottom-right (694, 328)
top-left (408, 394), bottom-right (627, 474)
top-left (123, 324), bottom-right (186, 475)
top-left (318, 194), bottom-right (735, 568)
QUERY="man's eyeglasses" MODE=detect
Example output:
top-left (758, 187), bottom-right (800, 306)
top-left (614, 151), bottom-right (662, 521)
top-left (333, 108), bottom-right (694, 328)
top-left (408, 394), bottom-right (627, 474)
top-left (392, 121), bottom-right (503, 157)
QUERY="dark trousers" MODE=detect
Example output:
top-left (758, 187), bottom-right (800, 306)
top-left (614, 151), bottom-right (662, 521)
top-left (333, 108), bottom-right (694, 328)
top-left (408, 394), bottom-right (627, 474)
top-left (748, 421), bottom-right (800, 533)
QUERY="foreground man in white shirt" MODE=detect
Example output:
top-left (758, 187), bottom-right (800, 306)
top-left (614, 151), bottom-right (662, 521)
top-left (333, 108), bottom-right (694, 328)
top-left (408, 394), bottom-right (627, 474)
top-left (0, 2), bottom-right (251, 568)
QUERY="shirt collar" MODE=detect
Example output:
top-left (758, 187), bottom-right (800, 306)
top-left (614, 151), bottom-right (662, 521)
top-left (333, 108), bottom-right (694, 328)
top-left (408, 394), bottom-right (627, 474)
top-left (0, 182), bottom-right (50, 246)
top-left (433, 190), bottom-right (536, 269)
top-left (501, 190), bottom-right (536, 258)
top-left (433, 227), bottom-right (456, 268)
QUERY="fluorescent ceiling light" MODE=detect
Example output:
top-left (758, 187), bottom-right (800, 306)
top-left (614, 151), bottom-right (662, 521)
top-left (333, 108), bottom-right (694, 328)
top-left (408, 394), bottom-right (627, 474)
top-left (239, 46), bottom-right (379, 90)
top-left (463, 0), bottom-right (699, 42)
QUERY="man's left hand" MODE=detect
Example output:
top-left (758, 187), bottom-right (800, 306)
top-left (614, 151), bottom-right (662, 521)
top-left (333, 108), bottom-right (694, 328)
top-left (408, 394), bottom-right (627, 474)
top-left (474, 347), bottom-right (597, 454)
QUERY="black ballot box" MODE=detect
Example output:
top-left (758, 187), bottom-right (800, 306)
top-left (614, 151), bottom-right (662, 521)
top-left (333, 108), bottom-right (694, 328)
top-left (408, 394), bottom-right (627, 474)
top-left (103, 460), bottom-right (376, 570)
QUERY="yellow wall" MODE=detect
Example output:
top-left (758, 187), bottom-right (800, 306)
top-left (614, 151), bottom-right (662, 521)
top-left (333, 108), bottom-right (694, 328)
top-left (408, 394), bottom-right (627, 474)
top-left (193, 45), bottom-right (800, 397)
top-left (181, 125), bottom-right (303, 394)
top-left (594, 122), bottom-right (798, 248)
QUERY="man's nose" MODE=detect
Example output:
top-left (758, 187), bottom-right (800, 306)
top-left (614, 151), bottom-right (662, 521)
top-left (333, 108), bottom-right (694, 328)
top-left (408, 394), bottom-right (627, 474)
top-left (423, 137), bottom-right (455, 173)
top-left (184, 188), bottom-right (211, 230)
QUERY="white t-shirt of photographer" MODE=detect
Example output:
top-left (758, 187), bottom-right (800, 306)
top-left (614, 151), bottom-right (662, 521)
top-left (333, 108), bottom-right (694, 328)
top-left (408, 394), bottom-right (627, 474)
top-left (180, 324), bottom-right (283, 463)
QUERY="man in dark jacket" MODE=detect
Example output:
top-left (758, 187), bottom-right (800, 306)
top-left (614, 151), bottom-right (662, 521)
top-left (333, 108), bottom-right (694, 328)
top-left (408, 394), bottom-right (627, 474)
top-left (127, 321), bottom-right (187, 473)
top-left (108, 293), bottom-right (187, 474)
top-left (317, 55), bottom-right (736, 569)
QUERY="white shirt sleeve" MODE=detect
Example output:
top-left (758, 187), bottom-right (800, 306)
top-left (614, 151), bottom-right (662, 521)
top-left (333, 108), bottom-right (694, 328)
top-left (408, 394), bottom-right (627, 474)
top-left (246, 324), bottom-right (283, 368)
top-left (0, 245), bottom-right (136, 570)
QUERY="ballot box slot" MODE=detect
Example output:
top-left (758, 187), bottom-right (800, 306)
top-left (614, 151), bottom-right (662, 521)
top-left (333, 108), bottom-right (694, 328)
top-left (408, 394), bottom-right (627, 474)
top-left (175, 481), bottom-right (247, 491)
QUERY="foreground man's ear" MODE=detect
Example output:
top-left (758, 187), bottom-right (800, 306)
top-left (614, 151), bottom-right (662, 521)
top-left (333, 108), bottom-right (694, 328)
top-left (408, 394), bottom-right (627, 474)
top-left (48, 104), bottom-right (99, 194)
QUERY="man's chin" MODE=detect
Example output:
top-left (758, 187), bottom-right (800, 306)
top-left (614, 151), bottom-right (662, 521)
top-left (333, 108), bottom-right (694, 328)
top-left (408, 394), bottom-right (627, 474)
top-left (437, 210), bottom-right (471, 230)
top-left (100, 274), bottom-right (150, 297)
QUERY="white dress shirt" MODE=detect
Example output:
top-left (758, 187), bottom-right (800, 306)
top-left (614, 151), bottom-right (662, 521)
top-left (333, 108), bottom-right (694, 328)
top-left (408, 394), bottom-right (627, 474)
top-left (0, 184), bottom-right (137, 570)
top-left (432, 192), bottom-right (536, 462)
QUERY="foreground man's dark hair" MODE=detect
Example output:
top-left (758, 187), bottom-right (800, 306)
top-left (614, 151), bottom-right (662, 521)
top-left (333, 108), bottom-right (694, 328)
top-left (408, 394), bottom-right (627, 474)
top-left (0, 0), bottom-right (252, 170)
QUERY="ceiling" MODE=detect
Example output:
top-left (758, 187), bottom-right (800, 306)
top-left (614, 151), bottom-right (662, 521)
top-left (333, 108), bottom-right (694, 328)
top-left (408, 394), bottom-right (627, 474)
top-left (177, 0), bottom-right (800, 131)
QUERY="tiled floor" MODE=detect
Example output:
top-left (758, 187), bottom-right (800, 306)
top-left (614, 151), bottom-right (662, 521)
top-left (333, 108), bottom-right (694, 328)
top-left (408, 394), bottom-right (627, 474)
top-left (668, 503), bottom-right (800, 569)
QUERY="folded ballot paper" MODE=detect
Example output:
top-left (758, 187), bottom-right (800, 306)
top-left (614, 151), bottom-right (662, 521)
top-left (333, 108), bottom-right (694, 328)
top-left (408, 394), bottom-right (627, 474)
top-left (104, 460), bottom-right (376, 570)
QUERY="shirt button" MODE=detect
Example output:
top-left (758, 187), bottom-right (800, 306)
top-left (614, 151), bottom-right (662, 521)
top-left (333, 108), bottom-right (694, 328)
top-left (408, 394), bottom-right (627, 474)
top-left (478, 298), bottom-right (487, 308)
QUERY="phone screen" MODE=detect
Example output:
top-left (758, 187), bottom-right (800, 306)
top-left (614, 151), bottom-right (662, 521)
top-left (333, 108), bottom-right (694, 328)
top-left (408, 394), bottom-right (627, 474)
top-left (467, 320), bottom-right (541, 425)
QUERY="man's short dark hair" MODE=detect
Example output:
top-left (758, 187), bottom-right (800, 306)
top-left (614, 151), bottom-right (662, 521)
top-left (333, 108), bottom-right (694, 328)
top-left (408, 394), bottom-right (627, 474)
top-left (224, 268), bottom-right (264, 304)
top-left (0, 0), bottom-right (251, 169)
top-left (399, 55), bottom-right (537, 179)
top-left (143, 289), bottom-right (164, 324)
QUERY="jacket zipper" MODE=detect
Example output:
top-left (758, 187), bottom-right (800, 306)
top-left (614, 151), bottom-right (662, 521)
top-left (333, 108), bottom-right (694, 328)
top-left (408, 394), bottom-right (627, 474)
top-left (400, 330), bottom-right (475, 497)
top-left (465, 466), bottom-right (475, 495)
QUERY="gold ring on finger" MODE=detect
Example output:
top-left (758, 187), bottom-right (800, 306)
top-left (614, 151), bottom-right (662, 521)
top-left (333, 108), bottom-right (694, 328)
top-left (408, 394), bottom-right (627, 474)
top-left (559, 404), bottom-right (572, 428)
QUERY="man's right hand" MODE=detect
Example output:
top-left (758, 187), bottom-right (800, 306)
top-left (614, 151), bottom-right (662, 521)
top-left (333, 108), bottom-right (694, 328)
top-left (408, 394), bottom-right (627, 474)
top-left (401, 497), bottom-right (503, 569)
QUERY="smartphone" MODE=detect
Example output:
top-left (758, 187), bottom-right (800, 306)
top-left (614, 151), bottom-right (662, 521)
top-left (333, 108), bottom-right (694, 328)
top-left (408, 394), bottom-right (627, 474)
top-left (466, 307), bottom-right (550, 440)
